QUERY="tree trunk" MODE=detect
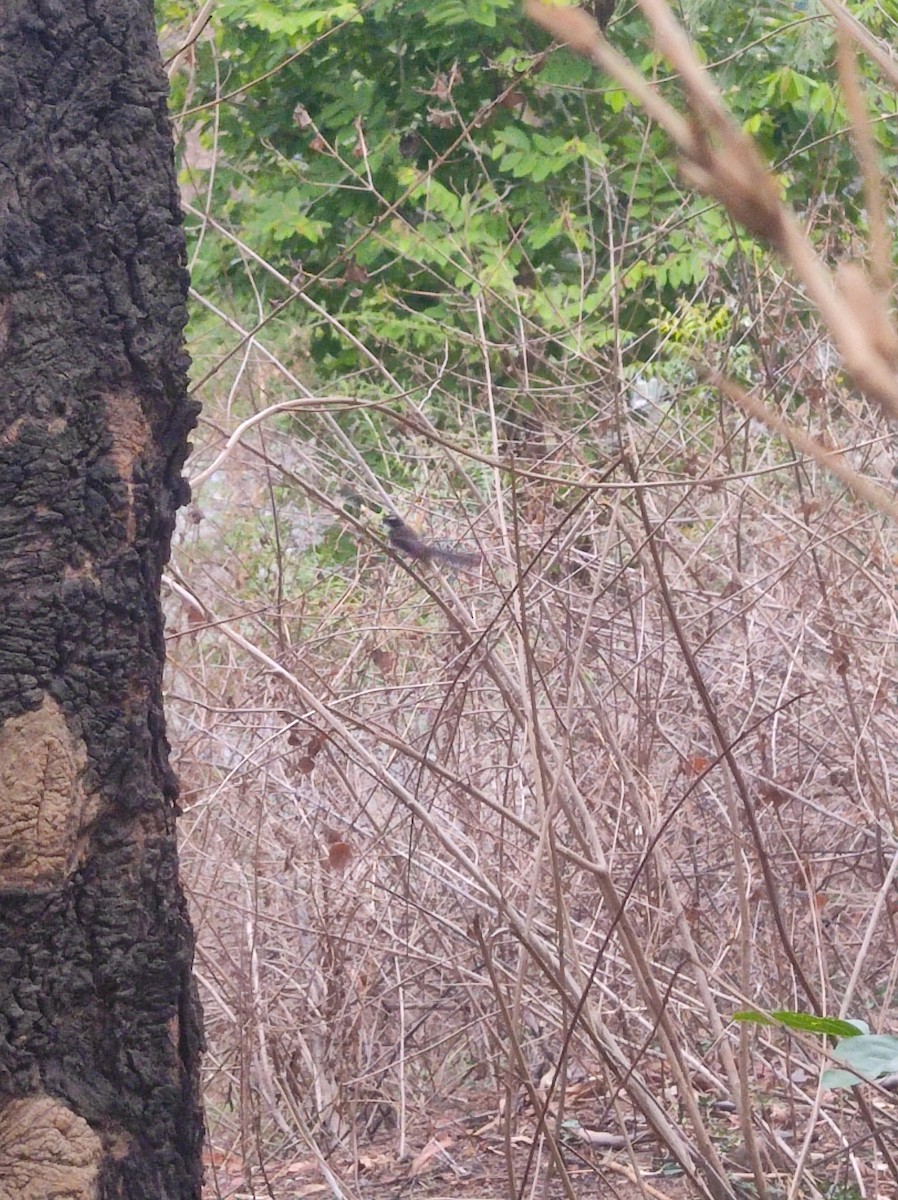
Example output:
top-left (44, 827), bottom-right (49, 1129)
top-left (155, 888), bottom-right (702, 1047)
top-left (0, 2), bottom-right (203, 1196)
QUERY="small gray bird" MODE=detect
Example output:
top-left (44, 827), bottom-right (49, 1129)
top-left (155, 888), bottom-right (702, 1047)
top-left (384, 515), bottom-right (480, 570)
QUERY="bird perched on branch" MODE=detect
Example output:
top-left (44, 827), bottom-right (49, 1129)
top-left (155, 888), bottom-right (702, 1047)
top-left (384, 514), bottom-right (481, 570)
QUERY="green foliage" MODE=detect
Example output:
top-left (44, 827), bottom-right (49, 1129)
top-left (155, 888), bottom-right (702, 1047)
top-left (733, 1009), bottom-right (866, 1039)
top-left (159, 0), bottom-right (892, 444)
top-left (734, 1009), bottom-right (898, 1092)
top-left (824, 1186), bottom-right (864, 1200)
top-left (823, 1033), bottom-right (898, 1090)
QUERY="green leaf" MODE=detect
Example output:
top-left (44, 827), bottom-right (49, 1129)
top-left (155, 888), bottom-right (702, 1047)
top-left (823, 1035), bottom-right (898, 1090)
top-left (538, 54), bottom-right (594, 87)
top-left (732, 1010), bottom-right (867, 1038)
top-left (218, 0), bottom-right (360, 37)
top-left (605, 87), bottom-right (630, 114)
top-left (417, 0), bottom-right (513, 26)
top-left (528, 217), bottom-right (564, 250)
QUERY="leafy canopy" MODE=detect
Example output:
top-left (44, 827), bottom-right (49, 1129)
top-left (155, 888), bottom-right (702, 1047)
top-left (161, 0), bottom-right (896, 431)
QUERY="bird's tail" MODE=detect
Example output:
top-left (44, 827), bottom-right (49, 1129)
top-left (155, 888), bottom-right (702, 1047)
top-left (430, 546), bottom-right (481, 569)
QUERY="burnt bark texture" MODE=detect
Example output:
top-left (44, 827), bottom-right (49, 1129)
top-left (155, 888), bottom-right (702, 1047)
top-left (0, 2), bottom-right (203, 1197)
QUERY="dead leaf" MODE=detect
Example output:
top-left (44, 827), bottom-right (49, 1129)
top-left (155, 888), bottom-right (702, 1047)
top-left (499, 89), bottom-right (527, 110)
top-left (567, 1126), bottom-right (627, 1149)
top-left (184, 601), bottom-right (205, 629)
top-left (371, 647), bottom-right (395, 672)
top-left (429, 64), bottom-right (462, 100)
top-left (427, 108), bottom-right (455, 129)
top-left (409, 1135), bottom-right (451, 1177)
top-left (343, 260), bottom-right (368, 284)
top-left (327, 841), bottom-right (353, 871)
top-left (307, 731), bottom-right (328, 758)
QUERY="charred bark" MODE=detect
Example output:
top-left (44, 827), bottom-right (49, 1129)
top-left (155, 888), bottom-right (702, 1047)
top-left (0, 2), bottom-right (203, 1196)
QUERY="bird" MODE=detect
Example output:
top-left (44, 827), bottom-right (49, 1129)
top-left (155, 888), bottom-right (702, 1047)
top-left (384, 514), bottom-right (481, 570)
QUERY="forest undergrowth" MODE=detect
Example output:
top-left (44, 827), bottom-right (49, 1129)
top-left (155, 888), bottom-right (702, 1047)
top-left (159, 0), bottom-right (898, 1196)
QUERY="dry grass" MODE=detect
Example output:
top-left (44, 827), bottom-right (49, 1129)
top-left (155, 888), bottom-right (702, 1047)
top-left (164, 1), bottom-right (898, 1197)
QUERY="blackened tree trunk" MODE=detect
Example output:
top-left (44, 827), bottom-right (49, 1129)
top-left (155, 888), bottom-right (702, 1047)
top-left (0, 2), bottom-right (203, 1196)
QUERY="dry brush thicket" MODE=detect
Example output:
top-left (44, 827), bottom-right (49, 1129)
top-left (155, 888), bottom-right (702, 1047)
top-left (164, 2), bottom-right (898, 1197)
